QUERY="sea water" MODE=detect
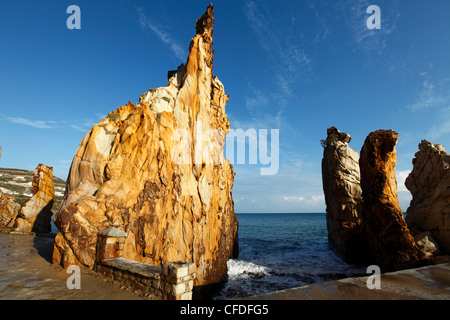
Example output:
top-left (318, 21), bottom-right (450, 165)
top-left (212, 213), bottom-right (367, 299)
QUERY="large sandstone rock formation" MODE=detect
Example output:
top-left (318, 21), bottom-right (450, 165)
top-left (13, 164), bottom-right (54, 233)
top-left (321, 127), bottom-right (368, 264)
top-left (52, 4), bottom-right (238, 288)
top-left (405, 140), bottom-right (450, 253)
top-left (322, 128), bottom-right (433, 271)
top-left (359, 130), bottom-right (429, 272)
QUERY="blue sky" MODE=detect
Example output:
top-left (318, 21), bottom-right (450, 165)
top-left (1, 1), bottom-right (449, 213)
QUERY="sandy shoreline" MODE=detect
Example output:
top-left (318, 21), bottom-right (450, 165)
top-left (0, 233), bottom-right (148, 300)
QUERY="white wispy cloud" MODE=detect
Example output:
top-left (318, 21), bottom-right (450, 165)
top-left (136, 7), bottom-right (187, 61)
top-left (2, 116), bottom-right (53, 129)
top-left (281, 194), bottom-right (325, 205)
top-left (407, 77), bottom-right (450, 139)
top-left (237, 0), bottom-right (309, 144)
top-left (427, 107), bottom-right (450, 139)
top-left (233, 166), bottom-right (326, 213)
top-left (244, 0), bottom-right (312, 95)
top-left (409, 79), bottom-right (449, 112)
top-left (1, 114), bottom-right (104, 133)
top-left (307, 0), bottom-right (332, 42)
top-left (396, 169), bottom-right (411, 193)
top-left (396, 169), bottom-right (413, 211)
top-left (239, 84), bottom-right (283, 129)
top-left (69, 123), bottom-right (92, 133)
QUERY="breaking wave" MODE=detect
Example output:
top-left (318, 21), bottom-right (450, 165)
top-left (227, 259), bottom-right (272, 280)
top-left (212, 214), bottom-right (367, 299)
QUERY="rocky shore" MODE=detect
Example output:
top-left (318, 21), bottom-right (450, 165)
top-left (1, 5), bottom-right (449, 301)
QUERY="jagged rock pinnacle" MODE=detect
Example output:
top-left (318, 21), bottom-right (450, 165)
top-left (195, 3), bottom-right (214, 35)
top-left (52, 4), bottom-right (237, 288)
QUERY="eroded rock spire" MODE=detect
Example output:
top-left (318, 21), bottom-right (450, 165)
top-left (321, 127), bottom-right (368, 264)
top-left (359, 130), bottom-right (429, 272)
top-left (52, 5), bottom-right (238, 288)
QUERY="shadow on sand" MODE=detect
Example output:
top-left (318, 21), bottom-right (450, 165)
top-left (32, 234), bottom-right (55, 264)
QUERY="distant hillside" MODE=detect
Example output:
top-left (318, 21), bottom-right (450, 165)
top-left (0, 167), bottom-right (66, 213)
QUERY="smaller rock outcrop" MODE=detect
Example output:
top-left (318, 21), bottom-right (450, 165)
top-left (405, 140), bottom-right (450, 253)
top-left (321, 127), bottom-right (368, 264)
top-left (13, 164), bottom-right (54, 233)
top-left (0, 189), bottom-right (20, 227)
top-left (359, 130), bottom-right (429, 272)
top-left (0, 146), bottom-right (21, 227)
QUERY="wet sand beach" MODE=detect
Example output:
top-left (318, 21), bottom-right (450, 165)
top-left (0, 233), bottom-right (147, 300)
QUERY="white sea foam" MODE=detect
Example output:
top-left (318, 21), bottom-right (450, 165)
top-left (227, 259), bottom-right (271, 280)
top-left (213, 214), bottom-right (369, 299)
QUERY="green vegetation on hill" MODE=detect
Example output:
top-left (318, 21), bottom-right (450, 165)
top-left (0, 167), bottom-right (66, 212)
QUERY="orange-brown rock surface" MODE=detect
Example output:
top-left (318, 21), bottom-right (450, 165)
top-left (52, 4), bottom-right (238, 288)
top-left (405, 140), bottom-right (450, 253)
top-left (0, 190), bottom-right (21, 228)
top-left (0, 147), bottom-right (21, 227)
top-left (321, 127), bottom-right (368, 264)
top-left (359, 130), bottom-right (429, 272)
top-left (13, 164), bottom-right (54, 233)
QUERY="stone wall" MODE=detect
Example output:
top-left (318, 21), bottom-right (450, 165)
top-left (94, 227), bottom-right (196, 300)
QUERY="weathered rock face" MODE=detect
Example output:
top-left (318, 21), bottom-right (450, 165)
top-left (13, 164), bottom-right (54, 233)
top-left (359, 130), bottom-right (429, 272)
top-left (52, 4), bottom-right (238, 287)
top-left (405, 140), bottom-right (450, 253)
top-left (321, 127), bottom-right (368, 264)
top-left (0, 148), bottom-right (21, 228)
top-left (0, 189), bottom-right (21, 228)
